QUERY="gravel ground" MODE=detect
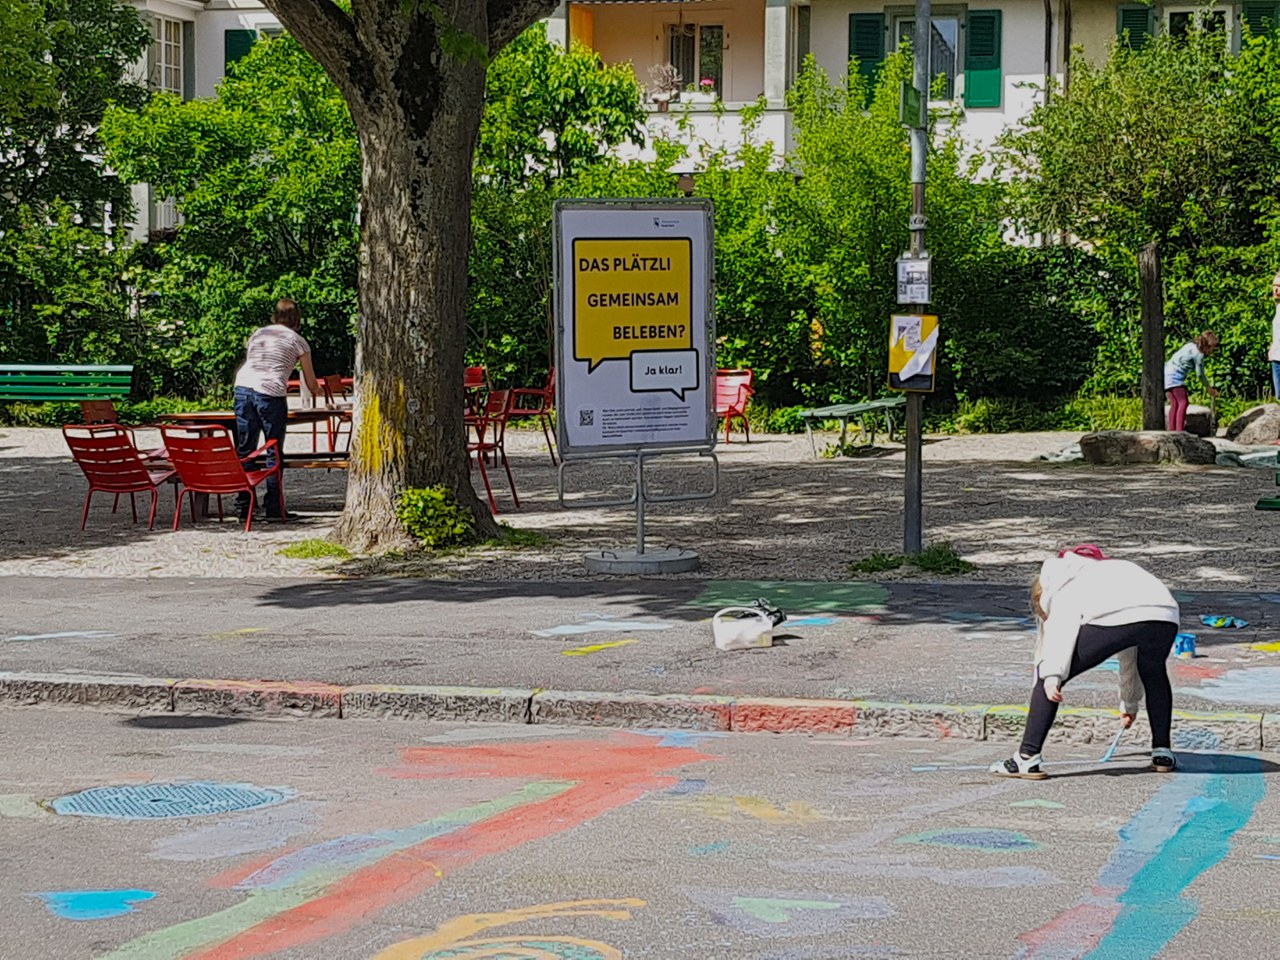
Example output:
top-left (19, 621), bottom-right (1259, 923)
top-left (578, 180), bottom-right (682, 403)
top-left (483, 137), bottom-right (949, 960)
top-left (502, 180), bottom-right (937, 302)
top-left (2, 425), bottom-right (1277, 588)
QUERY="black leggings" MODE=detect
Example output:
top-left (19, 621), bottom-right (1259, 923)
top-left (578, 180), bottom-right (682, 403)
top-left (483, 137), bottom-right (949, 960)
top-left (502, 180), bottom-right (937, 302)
top-left (1020, 621), bottom-right (1177, 756)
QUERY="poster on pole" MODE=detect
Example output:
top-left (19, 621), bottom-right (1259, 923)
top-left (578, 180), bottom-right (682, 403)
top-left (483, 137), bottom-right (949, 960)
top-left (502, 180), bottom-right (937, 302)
top-left (888, 314), bottom-right (938, 392)
top-left (554, 199), bottom-right (716, 457)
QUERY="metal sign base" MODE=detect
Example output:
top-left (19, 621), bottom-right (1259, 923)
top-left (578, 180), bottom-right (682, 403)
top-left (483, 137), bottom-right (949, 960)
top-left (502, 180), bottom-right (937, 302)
top-left (582, 547), bottom-right (700, 575)
top-left (558, 447), bottom-right (717, 576)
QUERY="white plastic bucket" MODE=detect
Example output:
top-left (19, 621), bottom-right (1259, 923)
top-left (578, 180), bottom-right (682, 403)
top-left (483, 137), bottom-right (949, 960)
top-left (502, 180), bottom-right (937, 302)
top-left (712, 607), bottom-right (775, 651)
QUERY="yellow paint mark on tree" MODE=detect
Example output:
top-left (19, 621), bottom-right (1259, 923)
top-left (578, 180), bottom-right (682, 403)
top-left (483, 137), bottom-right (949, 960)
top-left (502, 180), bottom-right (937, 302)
top-left (356, 392), bottom-right (407, 478)
top-left (561, 639), bottom-right (639, 657)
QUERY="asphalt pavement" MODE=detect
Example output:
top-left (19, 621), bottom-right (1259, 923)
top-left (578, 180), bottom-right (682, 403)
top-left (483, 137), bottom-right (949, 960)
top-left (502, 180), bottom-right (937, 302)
top-left (2, 576), bottom-right (1278, 713)
top-left (2, 708), bottom-right (1277, 959)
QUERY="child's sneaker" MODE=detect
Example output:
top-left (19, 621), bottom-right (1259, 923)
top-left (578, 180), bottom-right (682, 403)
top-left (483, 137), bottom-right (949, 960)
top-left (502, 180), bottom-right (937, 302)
top-left (989, 752), bottom-right (1048, 780)
top-left (1151, 750), bottom-right (1177, 773)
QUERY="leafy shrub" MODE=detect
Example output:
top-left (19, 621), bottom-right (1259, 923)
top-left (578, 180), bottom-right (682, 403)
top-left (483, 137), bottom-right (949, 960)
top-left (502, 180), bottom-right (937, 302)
top-left (0, 395), bottom-right (228, 428)
top-left (396, 486), bottom-right (478, 550)
top-left (912, 542), bottom-right (977, 575)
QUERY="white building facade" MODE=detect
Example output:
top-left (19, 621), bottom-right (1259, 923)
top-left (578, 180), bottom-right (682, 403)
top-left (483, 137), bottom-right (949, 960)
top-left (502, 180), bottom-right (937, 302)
top-left (122, 0), bottom-right (1279, 228)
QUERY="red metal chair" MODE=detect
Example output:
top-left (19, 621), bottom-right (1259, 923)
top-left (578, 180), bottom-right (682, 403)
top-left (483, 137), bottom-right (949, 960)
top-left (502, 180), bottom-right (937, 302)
top-left (80, 400), bottom-right (119, 424)
top-left (159, 425), bottom-right (283, 532)
top-left (318, 374), bottom-right (353, 453)
top-left (511, 366), bottom-right (557, 465)
top-left (464, 365), bottom-right (487, 417)
top-left (467, 389), bottom-right (519, 515)
top-left (63, 425), bottom-right (176, 530)
top-left (715, 368), bottom-right (755, 443)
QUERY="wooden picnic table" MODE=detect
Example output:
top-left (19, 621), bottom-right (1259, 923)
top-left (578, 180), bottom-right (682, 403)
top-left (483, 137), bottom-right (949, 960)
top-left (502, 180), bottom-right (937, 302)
top-left (796, 397), bottom-right (907, 456)
top-left (155, 409), bottom-right (350, 468)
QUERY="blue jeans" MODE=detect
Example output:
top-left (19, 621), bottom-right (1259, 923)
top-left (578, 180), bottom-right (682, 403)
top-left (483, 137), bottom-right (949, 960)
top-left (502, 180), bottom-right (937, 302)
top-left (234, 386), bottom-right (287, 515)
top-left (1273, 361), bottom-right (1280, 402)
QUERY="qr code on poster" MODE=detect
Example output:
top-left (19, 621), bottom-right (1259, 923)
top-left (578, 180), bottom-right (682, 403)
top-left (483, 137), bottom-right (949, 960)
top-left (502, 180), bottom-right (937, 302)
top-left (579, 408), bottom-right (595, 427)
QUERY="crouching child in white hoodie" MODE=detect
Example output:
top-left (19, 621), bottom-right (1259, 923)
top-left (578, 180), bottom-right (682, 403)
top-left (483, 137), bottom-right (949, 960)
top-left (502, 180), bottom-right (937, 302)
top-left (990, 547), bottom-right (1179, 780)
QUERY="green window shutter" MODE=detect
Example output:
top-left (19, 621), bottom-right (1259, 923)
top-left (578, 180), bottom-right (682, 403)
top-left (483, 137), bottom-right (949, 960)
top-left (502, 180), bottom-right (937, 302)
top-left (182, 21), bottom-right (195, 99)
top-left (964, 10), bottom-right (1002, 108)
top-left (225, 29), bottom-right (256, 71)
top-left (1116, 4), bottom-right (1155, 49)
top-left (849, 13), bottom-right (885, 85)
top-left (1242, 2), bottom-right (1280, 35)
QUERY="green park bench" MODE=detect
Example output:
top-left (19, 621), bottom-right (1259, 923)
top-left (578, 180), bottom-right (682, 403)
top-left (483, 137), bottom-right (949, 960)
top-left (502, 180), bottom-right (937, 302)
top-left (1256, 451), bottom-right (1280, 511)
top-left (0, 364), bottom-right (134, 403)
top-left (797, 396), bottom-right (907, 456)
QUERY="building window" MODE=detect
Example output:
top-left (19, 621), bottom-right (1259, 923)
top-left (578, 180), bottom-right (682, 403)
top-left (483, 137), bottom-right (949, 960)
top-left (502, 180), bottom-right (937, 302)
top-left (153, 16), bottom-right (184, 95)
top-left (895, 15), bottom-right (961, 100)
top-left (666, 22), bottom-right (724, 95)
top-left (1166, 5), bottom-right (1230, 40)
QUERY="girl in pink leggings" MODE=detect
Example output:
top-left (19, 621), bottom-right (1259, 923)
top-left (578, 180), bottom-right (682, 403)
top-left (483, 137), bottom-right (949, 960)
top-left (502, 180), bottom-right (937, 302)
top-left (1164, 331), bottom-right (1219, 432)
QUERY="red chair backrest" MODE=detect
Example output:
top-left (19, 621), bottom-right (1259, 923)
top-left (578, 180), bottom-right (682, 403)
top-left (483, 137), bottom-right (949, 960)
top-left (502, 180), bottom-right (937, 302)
top-left (80, 400), bottom-right (119, 425)
top-left (160, 425), bottom-right (252, 494)
top-left (63, 425), bottom-right (155, 493)
top-left (474, 389), bottom-right (513, 446)
top-left (464, 366), bottom-right (486, 390)
top-left (544, 367), bottom-right (556, 401)
top-left (320, 374), bottom-right (348, 403)
top-left (715, 370), bottom-right (754, 414)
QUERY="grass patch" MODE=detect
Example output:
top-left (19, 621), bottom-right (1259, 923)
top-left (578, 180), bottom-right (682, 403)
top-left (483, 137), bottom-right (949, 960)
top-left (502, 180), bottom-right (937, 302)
top-left (910, 541), bottom-right (977, 575)
top-left (849, 541), bottom-right (975, 577)
top-left (278, 538), bottom-right (351, 560)
top-left (487, 524), bottom-right (553, 548)
top-left (849, 552), bottom-right (906, 574)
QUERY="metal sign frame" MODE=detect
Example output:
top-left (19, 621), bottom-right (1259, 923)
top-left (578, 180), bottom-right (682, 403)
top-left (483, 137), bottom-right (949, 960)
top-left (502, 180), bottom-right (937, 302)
top-left (553, 198), bottom-right (717, 460)
top-left (551, 198), bottom-right (719, 571)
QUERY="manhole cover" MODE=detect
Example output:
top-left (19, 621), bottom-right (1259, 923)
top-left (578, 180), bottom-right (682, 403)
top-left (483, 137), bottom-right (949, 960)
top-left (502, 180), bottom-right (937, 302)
top-left (51, 781), bottom-right (292, 820)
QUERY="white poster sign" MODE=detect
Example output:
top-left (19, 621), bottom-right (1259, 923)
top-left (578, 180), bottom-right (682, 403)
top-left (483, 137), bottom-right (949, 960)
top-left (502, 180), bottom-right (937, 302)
top-left (554, 200), bottom-right (716, 456)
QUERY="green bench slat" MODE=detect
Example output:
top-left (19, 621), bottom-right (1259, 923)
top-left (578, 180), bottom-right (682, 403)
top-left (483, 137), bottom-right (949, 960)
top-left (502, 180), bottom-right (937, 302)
top-left (0, 385), bottom-right (132, 395)
top-left (0, 365), bottom-right (134, 373)
top-left (0, 364), bottom-right (134, 402)
top-left (0, 378), bottom-right (132, 389)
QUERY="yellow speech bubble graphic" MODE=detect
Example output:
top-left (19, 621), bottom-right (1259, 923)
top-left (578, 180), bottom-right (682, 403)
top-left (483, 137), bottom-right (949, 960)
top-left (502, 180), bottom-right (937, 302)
top-left (573, 238), bottom-right (693, 371)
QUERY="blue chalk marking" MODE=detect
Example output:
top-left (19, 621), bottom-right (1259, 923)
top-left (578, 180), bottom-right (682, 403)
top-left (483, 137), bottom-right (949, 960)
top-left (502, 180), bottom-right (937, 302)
top-left (1083, 754), bottom-right (1266, 960)
top-left (689, 840), bottom-right (732, 856)
top-left (788, 617), bottom-right (838, 627)
top-left (32, 890), bottom-right (155, 921)
top-left (666, 778), bottom-right (708, 796)
top-left (635, 730), bottom-right (728, 749)
top-left (1099, 658), bottom-right (1121, 673)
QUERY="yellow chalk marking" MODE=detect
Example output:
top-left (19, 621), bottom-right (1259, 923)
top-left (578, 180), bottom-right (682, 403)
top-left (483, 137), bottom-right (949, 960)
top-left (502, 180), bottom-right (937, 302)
top-left (1250, 641), bottom-right (1280, 653)
top-left (561, 639), bottom-right (638, 657)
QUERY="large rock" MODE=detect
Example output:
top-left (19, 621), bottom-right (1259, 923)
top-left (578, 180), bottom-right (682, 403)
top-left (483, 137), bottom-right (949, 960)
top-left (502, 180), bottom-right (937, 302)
top-left (1225, 404), bottom-right (1280, 444)
top-left (1165, 403), bottom-right (1215, 437)
top-left (1080, 430), bottom-right (1217, 465)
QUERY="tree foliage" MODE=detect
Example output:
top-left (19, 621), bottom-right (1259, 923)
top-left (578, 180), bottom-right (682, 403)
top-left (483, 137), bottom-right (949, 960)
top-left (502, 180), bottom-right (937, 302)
top-left (101, 34), bottom-right (360, 393)
top-left (477, 23), bottom-right (646, 187)
top-left (0, 0), bottom-right (150, 230)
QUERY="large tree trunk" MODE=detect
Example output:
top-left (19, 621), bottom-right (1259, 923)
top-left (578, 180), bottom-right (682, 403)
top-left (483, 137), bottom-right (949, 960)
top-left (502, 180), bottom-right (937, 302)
top-left (264, 0), bottom-right (556, 551)
top-left (1138, 240), bottom-right (1165, 431)
top-left (335, 75), bottom-right (497, 550)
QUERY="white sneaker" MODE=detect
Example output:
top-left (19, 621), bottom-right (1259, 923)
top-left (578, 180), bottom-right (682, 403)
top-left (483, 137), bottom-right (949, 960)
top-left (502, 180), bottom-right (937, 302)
top-left (1151, 750), bottom-right (1176, 773)
top-left (989, 752), bottom-right (1048, 780)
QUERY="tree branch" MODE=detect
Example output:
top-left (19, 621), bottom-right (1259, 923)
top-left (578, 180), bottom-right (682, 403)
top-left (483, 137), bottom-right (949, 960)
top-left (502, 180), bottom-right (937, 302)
top-left (261, 0), bottom-right (363, 98)
top-left (487, 0), bottom-right (558, 52)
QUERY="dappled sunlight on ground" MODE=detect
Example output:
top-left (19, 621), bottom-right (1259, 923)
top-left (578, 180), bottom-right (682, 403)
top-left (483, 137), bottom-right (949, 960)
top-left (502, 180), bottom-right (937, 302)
top-left (2, 425), bottom-right (1276, 588)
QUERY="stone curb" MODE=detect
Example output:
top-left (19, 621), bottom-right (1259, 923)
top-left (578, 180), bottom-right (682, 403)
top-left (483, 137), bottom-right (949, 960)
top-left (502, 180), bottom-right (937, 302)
top-left (0, 672), bottom-right (1270, 749)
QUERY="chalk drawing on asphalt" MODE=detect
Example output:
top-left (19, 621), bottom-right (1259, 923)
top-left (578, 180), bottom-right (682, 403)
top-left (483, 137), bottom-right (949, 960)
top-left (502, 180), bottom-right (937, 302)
top-left (374, 899), bottom-right (644, 959)
top-left (31, 890), bottom-right (155, 921)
